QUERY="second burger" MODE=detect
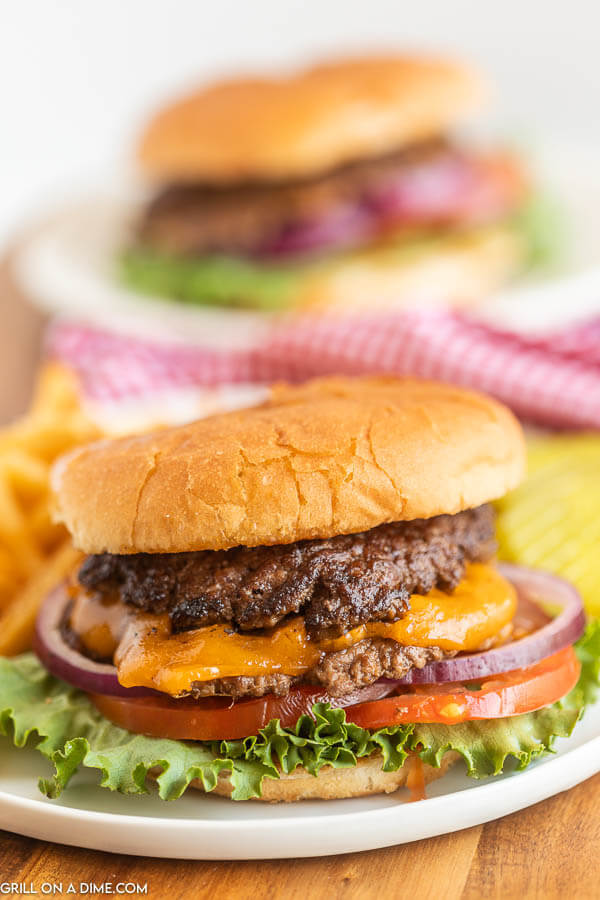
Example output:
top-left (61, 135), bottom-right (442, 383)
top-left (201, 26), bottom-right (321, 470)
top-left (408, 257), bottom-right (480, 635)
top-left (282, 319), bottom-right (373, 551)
top-left (122, 55), bottom-right (536, 314)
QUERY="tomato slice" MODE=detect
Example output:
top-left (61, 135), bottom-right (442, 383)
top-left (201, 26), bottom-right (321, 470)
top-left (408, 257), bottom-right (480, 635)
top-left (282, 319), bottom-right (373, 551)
top-left (90, 647), bottom-right (580, 742)
top-left (90, 682), bottom-right (394, 742)
top-left (347, 647), bottom-right (580, 729)
top-left (91, 686), bottom-right (326, 742)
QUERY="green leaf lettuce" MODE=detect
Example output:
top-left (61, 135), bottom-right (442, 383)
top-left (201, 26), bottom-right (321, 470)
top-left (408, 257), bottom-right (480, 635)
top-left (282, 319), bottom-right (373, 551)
top-left (1, 621), bottom-right (598, 801)
top-left (118, 213), bottom-right (544, 311)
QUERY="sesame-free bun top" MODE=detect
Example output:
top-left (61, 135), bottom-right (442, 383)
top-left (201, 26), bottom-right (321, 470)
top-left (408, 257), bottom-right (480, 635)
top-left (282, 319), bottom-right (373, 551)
top-left (138, 55), bottom-right (485, 184)
top-left (52, 376), bottom-right (525, 555)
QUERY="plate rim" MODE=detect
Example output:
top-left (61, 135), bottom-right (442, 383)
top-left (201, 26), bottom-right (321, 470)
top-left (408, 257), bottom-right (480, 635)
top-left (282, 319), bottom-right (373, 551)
top-left (1, 712), bottom-right (599, 859)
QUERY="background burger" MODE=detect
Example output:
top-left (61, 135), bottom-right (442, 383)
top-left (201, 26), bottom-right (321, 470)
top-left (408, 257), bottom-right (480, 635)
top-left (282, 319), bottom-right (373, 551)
top-left (121, 55), bottom-right (539, 315)
top-left (0, 377), bottom-right (596, 802)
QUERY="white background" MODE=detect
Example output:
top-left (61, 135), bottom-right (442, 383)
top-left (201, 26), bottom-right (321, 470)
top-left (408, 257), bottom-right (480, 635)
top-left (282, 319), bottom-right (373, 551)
top-left (1, 0), bottom-right (599, 245)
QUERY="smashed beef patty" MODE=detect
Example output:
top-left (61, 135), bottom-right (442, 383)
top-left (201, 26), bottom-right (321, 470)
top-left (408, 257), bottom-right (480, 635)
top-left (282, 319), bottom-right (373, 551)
top-left (78, 505), bottom-right (495, 642)
top-left (187, 640), bottom-right (454, 699)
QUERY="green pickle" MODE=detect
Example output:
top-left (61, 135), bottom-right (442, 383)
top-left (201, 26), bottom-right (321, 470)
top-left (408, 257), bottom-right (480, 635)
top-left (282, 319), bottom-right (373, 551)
top-left (496, 434), bottom-right (600, 617)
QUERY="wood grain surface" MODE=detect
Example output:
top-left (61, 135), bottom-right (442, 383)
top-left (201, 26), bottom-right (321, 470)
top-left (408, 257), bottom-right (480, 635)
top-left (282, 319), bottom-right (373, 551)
top-left (0, 255), bottom-right (599, 899)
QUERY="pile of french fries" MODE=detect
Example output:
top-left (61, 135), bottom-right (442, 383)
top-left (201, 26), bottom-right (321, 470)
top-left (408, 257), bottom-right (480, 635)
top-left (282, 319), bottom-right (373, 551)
top-left (0, 364), bottom-right (100, 655)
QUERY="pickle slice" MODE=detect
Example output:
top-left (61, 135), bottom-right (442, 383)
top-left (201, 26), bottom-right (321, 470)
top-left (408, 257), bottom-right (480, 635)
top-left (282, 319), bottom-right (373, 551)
top-left (496, 434), bottom-right (600, 616)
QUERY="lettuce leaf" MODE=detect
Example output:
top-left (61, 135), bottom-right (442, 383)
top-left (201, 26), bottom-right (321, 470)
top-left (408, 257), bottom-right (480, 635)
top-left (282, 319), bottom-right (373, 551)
top-left (512, 191), bottom-right (565, 268)
top-left (118, 219), bottom-right (525, 311)
top-left (119, 249), bottom-right (304, 310)
top-left (1, 622), bottom-right (598, 801)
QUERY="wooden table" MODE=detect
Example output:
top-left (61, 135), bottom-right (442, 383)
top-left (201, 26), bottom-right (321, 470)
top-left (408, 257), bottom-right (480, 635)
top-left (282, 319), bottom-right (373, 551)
top-left (1, 255), bottom-right (599, 899)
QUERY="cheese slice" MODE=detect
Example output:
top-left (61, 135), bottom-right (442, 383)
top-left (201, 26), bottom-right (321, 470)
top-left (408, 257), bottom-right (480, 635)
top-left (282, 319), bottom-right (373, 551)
top-left (69, 561), bottom-right (516, 696)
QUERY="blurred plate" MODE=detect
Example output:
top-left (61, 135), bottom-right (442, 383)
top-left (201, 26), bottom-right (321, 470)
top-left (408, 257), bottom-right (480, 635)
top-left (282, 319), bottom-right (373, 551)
top-left (12, 143), bottom-right (600, 344)
top-left (13, 188), bottom-right (271, 350)
top-left (1, 704), bottom-right (599, 859)
top-left (473, 143), bottom-right (600, 333)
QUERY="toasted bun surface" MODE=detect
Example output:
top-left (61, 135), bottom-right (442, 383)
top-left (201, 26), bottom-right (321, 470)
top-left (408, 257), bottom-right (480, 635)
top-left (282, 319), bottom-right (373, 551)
top-left (138, 55), bottom-right (485, 183)
top-left (52, 376), bottom-right (525, 554)
top-left (203, 752), bottom-right (459, 802)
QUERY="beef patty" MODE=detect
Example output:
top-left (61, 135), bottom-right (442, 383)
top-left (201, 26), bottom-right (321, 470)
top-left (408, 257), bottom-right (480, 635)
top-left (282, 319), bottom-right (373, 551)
top-left (78, 505), bottom-right (495, 642)
top-left (187, 640), bottom-right (454, 699)
top-left (138, 139), bottom-right (456, 258)
top-left (62, 610), bottom-right (455, 700)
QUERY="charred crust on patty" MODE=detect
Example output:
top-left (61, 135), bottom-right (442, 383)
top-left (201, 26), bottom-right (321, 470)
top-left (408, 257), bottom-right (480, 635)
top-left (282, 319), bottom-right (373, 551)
top-left (78, 504), bottom-right (496, 641)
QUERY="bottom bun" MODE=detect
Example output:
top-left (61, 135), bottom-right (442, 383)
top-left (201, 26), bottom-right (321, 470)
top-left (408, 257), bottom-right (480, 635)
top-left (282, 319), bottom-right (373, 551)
top-left (299, 224), bottom-right (524, 314)
top-left (190, 752), bottom-right (460, 803)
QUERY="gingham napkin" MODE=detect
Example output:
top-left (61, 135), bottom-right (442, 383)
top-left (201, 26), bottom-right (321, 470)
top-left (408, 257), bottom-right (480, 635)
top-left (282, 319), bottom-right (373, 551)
top-left (47, 312), bottom-right (600, 429)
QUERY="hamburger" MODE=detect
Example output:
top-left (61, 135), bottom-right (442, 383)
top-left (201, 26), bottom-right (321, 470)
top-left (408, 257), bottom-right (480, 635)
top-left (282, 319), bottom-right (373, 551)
top-left (0, 377), bottom-right (596, 803)
top-left (120, 55), bottom-right (540, 315)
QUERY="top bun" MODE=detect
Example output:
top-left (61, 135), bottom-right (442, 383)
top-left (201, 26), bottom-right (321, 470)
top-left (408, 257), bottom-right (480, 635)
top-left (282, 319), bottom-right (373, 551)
top-left (138, 55), bottom-right (485, 184)
top-left (52, 377), bottom-right (525, 555)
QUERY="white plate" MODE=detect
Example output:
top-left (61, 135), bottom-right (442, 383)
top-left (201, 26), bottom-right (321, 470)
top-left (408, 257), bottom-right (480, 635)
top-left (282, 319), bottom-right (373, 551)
top-left (1, 703), bottom-right (599, 859)
top-left (471, 142), bottom-right (600, 333)
top-left (12, 143), bottom-right (600, 345)
top-left (12, 189), bottom-right (273, 350)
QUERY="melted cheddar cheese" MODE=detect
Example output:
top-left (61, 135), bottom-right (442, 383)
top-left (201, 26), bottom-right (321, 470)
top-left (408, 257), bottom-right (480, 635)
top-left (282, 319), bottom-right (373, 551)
top-left (70, 562), bottom-right (517, 697)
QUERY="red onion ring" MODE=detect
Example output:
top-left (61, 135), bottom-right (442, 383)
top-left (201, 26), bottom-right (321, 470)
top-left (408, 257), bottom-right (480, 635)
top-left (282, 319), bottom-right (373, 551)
top-left (254, 152), bottom-right (499, 260)
top-left (257, 204), bottom-right (374, 258)
top-left (33, 586), bottom-right (158, 698)
top-left (388, 563), bottom-right (586, 685)
top-left (316, 681), bottom-right (398, 707)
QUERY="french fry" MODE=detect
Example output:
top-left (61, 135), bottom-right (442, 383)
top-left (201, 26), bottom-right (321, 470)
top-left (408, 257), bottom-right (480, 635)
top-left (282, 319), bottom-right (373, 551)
top-left (28, 499), bottom-right (67, 552)
top-left (0, 363), bottom-right (101, 653)
top-left (0, 541), bottom-right (83, 656)
top-left (0, 471), bottom-right (28, 537)
top-left (0, 547), bottom-right (19, 609)
top-left (31, 362), bottom-right (85, 416)
top-left (0, 450), bottom-right (48, 503)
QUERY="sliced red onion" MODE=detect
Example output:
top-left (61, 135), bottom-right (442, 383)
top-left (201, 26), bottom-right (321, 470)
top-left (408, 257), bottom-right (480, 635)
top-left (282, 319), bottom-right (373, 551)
top-left (322, 681), bottom-right (398, 707)
top-left (389, 564), bottom-right (586, 685)
top-left (34, 585), bottom-right (158, 698)
top-left (253, 152), bottom-right (502, 261)
top-left (367, 156), bottom-right (475, 221)
top-left (257, 203), bottom-right (374, 258)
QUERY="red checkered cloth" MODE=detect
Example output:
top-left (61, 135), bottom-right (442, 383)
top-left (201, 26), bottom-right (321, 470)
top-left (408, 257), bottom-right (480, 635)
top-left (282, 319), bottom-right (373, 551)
top-left (47, 312), bottom-right (600, 429)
